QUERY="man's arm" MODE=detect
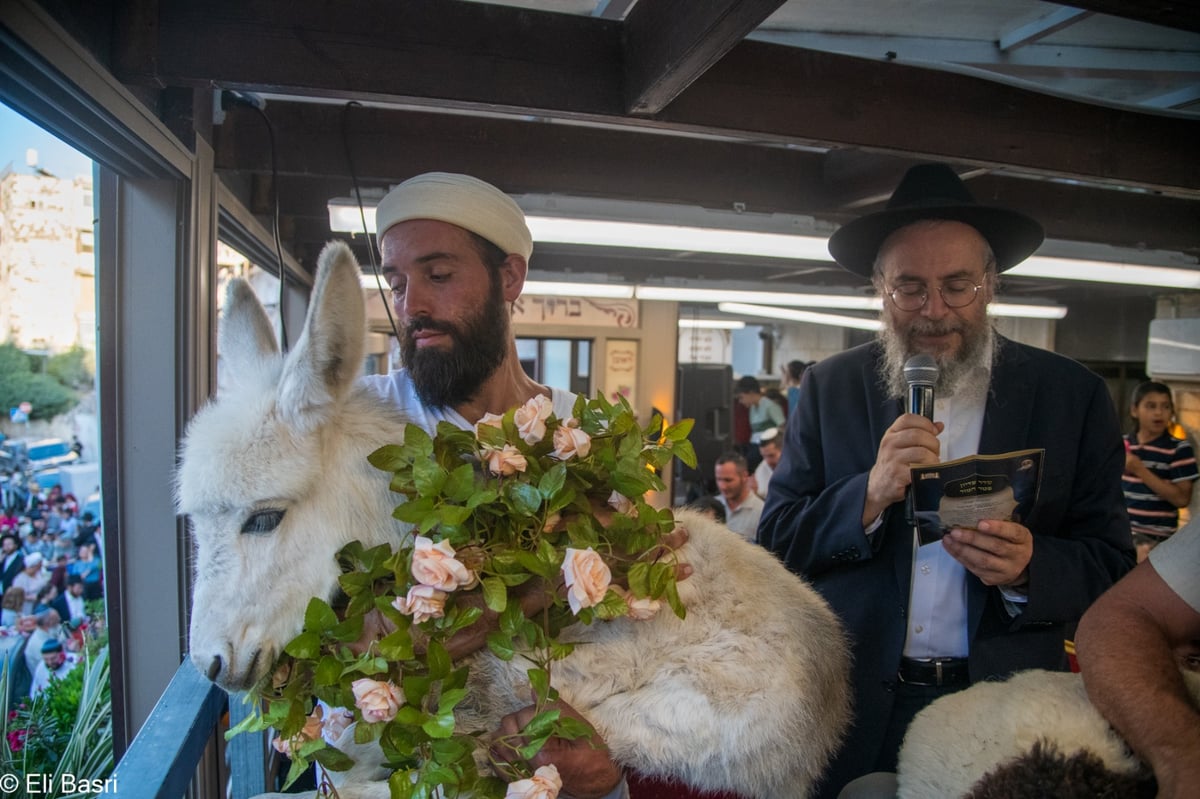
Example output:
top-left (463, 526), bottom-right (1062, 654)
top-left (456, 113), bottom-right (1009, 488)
top-left (1076, 553), bottom-right (1200, 799)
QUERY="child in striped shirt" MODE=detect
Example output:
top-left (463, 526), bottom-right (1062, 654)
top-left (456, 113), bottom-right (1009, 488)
top-left (1123, 381), bottom-right (1198, 561)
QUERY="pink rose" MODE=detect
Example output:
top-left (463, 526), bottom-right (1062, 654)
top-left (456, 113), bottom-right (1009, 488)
top-left (514, 394), bottom-right (554, 445)
top-left (482, 444), bottom-right (528, 476)
top-left (561, 547), bottom-right (612, 614)
top-left (505, 764), bottom-right (563, 799)
top-left (612, 585), bottom-right (662, 621)
top-left (392, 584), bottom-right (448, 623)
top-left (476, 412), bottom-right (504, 434)
top-left (551, 425), bottom-right (591, 460)
top-left (607, 490), bottom-right (634, 515)
top-left (351, 678), bottom-right (404, 723)
top-left (271, 708), bottom-right (324, 756)
top-left (411, 536), bottom-right (476, 591)
top-left (321, 707), bottom-right (355, 742)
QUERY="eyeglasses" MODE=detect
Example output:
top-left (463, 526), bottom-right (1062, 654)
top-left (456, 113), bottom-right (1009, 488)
top-left (886, 277), bottom-right (983, 312)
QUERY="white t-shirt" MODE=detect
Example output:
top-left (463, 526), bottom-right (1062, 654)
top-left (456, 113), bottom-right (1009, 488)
top-left (358, 369), bottom-right (578, 432)
top-left (1149, 517), bottom-right (1200, 614)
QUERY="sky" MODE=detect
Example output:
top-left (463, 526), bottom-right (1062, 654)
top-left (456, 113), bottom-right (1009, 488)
top-left (0, 102), bottom-right (92, 178)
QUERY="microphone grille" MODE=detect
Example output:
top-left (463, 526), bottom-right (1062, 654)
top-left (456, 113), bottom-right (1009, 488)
top-left (903, 354), bottom-right (939, 387)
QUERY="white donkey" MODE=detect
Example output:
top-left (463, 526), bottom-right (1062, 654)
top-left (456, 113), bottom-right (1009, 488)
top-left (179, 241), bottom-right (852, 799)
top-left (897, 667), bottom-right (1200, 797)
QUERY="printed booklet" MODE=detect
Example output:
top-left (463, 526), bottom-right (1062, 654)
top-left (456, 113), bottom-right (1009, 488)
top-left (909, 448), bottom-right (1045, 546)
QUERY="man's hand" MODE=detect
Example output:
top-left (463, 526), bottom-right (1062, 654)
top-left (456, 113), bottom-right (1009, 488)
top-left (863, 413), bottom-right (943, 526)
top-left (490, 698), bottom-right (622, 799)
top-left (942, 519), bottom-right (1033, 587)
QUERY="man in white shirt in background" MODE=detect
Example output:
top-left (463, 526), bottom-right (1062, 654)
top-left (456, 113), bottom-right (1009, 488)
top-left (714, 452), bottom-right (764, 542)
top-left (752, 427), bottom-right (783, 499)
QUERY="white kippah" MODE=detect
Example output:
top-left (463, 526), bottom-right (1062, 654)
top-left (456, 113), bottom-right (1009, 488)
top-left (374, 172), bottom-right (533, 260)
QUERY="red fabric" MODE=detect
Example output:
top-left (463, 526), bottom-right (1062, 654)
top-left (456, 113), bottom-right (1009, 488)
top-left (732, 401), bottom-right (750, 445)
top-left (628, 773), bottom-right (743, 799)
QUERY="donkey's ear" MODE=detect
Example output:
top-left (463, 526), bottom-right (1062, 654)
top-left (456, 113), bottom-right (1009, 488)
top-left (218, 278), bottom-right (281, 394)
top-left (277, 241), bottom-right (367, 425)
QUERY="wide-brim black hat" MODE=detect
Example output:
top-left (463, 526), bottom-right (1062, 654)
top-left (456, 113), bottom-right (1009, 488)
top-left (827, 164), bottom-right (1045, 277)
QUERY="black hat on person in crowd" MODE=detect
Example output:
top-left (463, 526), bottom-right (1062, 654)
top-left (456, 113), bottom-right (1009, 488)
top-left (827, 163), bottom-right (1045, 278)
top-left (41, 639), bottom-right (63, 654)
top-left (735, 375), bottom-right (762, 394)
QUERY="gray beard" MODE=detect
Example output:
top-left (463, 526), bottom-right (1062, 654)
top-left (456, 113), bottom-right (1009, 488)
top-left (879, 320), bottom-right (997, 404)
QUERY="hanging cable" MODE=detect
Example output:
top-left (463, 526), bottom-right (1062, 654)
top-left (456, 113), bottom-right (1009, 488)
top-left (341, 101), bottom-right (401, 345)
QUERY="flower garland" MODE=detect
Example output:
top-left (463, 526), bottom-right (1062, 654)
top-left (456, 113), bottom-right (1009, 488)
top-left (230, 393), bottom-right (697, 798)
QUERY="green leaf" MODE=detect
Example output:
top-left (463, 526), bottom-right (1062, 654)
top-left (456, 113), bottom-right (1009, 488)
top-left (439, 504), bottom-right (473, 526)
top-left (486, 630), bottom-right (516, 661)
top-left (378, 628), bottom-right (415, 661)
top-left (538, 462), bottom-right (567, 499)
top-left (594, 589), bottom-right (631, 620)
top-left (437, 687), bottom-right (469, 712)
top-left (283, 631), bottom-right (321, 659)
top-left (224, 701), bottom-right (265, 740)
top-left (328, 614), bottom-right (364, 643)
top-left (466, 489), bottom-right (499, 509)
top-left (443, 463), bottom-right (477, 502)
top-left (402, 675), bottom-right (432, 707)
top-left (303, 598), bottom-right (339, 634)
top-left (394, 496), bottom-right (438, 524)
top-left (482, 576), bottom-right (508, 612)
top-left (627, 561), bottom-right (650, 597)
top-left (665, 417), bottom-right (695, 442)
top-left (368, 444), bottom-right (409, 473)
top-left (426, 639), bottom-right (451, 680)
top-left (388, 769), bottom-right (418, 799)
top-left (314, 655), bottom-right (343, 687)
top-left (403, 423), bottom-right (435, 457)
top-left (506, 481), bottom-right (543, 516)
top-left (311, 744), bottom-right (355, 772)
top-left (520, 708), bottom-right (561, 740)
top-left (527, 668), bottom-right (550, 702)
top-left (518, 733), bottom-right (552, 760)
top-left (422, 710), bottom-right (457, 739)
top-left (673, 438), bottom-right (698, 468)
top-left (282, 754), bottom-right (310, 789)
top-left (666, 578), bottom-right (686, 620)
top-left (413, 457), bottom-right (448, 496)
top-left (393, 705), bottom-right (427, 726)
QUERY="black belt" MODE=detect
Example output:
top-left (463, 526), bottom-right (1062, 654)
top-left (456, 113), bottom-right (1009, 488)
top-left (898, 657), bottom-right (969, 687)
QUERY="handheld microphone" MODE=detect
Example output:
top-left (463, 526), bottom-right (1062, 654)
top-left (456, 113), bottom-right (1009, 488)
top-left (903, 354), bottom-right (939, 421)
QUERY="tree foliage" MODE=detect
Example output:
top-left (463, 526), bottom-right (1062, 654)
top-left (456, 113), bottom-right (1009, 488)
top-left (0, 343), bottom-right (78, 421)
top-left (46, 346), bottom-right (93, 390)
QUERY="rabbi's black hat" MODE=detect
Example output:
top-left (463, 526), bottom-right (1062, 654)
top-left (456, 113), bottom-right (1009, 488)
top-left (827, 163), bottom-right (1044, 277)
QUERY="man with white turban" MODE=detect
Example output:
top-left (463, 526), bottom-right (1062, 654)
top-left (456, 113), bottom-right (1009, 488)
top-left (358, 173), bottom-right (629, 799)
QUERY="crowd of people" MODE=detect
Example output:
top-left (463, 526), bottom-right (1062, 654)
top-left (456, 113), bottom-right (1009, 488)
top-left (0, 473), bottom-right (101, 703)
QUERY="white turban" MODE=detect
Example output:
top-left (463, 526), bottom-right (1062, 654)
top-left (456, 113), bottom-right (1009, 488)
top-left (374, 172), bottom-right (533, 260)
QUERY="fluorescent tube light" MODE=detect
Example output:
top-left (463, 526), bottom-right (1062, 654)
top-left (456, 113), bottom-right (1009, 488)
top-left (987, 302), bottom-right (1068, 320)
top-left (678, 318), bottom-right (746, 329)
top-left (526, 216), bottom-right (832, 261)
top-left (1010, 257), bottom-right (1200, 290)
top-left (523, 281), bottom-right (635, 299)
top-left (637, 286), bottom-right (878, 309)
top-left (330, 198), bottom-right (1198, 291)
top-left (719, 302), bottom-right (883, 331)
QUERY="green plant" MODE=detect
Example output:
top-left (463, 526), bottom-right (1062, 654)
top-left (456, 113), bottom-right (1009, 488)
top-left (231, 392), bottom-right (696, 798)
top-left (0, 343), bottom-right (77, 421)
top-left (0, 647), bottom-right (113, 798)
top-left (45, 347), bottom-right (93, 391)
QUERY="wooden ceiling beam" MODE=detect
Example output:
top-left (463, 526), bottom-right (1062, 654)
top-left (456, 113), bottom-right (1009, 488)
top-left (622, 0), bottom-right (787, 114)
top-left (213, 104), bottom-right (1198, 255)
top-left (121, 1), bottom-right (1200, 196)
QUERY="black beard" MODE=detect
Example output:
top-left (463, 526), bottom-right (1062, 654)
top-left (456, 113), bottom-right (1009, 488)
top-left (400, 281), bottom-right (510, 409)
top-left (878, 314), bottom-right (996, 402)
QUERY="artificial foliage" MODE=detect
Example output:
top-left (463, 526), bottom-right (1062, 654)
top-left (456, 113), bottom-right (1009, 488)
top-left (231, 392), bottom-right (696, 798)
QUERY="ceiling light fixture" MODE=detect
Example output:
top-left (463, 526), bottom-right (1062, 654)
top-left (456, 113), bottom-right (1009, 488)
top-left (329, 199), bottom-right (1198, 291)
top-left (523, 280), bottom-right (635, 299)
top-left (1009, 256), bottom-right (1200, 290)
top-left (719, 302), bottom-right (883, 331)
top-left (678, 318), bottom-right (746, 329)
top-left (636, 286), bottom-right (878, 309)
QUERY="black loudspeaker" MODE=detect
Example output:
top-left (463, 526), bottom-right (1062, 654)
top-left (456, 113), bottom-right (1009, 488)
top-left (674, 364), bottom-right (733, 504)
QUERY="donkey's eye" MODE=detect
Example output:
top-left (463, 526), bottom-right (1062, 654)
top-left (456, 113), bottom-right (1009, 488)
top-left (241, 509), bottom-right (285, 535)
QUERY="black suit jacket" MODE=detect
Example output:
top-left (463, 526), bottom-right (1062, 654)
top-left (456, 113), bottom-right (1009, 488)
top-left (758, 335), bottom-right (1134, 796)
top-left (0, 552), bottom-right (24, 593)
